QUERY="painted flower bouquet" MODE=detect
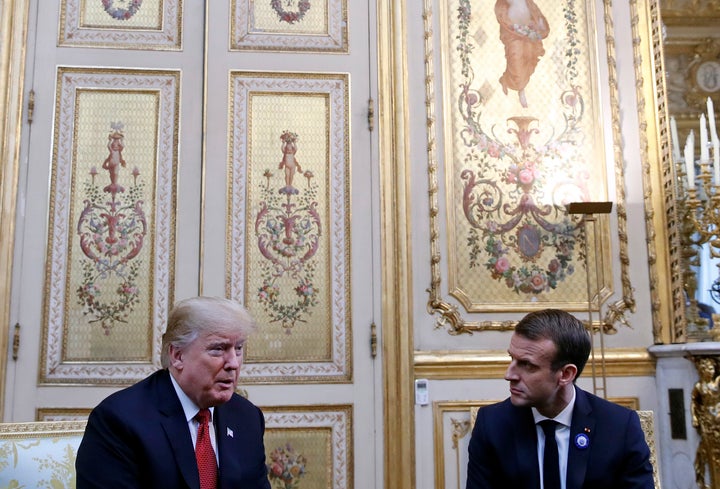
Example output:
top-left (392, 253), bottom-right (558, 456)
top-left (267, 443), bottom-right (307, 489)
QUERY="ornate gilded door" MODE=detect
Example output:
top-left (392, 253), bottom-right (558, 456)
top-left (4, 1), bottom-right (380, 487)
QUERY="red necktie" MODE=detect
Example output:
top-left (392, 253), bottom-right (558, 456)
top-left (195, 409), bottom-right (217, 489)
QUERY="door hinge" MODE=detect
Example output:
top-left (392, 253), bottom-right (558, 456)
top-left (367, 98), bottom-right (374, 132)
top-left (12, 323), bottom-right (20, 360)
top-left (370, 322), bottom-right (377, 358)
top-left (27, 89), bottom-right (35, 124)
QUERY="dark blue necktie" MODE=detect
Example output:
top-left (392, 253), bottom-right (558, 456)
top-left (540, 419), bottom-right (560, 489)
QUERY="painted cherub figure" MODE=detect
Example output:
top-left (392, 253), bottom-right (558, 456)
top-left (278, 130), bottom-right (303, 195)
top-left (103, 123), bottom-right (127, 196)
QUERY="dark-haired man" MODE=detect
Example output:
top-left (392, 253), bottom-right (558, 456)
top-left (466, 308), bottom-right (654, 489)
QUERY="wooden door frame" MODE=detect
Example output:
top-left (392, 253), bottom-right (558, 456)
top-left (0, 0), bottom-right (31, 421)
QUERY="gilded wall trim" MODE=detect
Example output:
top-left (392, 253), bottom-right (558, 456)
top-left (36, 408), bottom-right (91, 422)
top-left (378, 0), bottom-right (416, 488)
top-left (659, 0), bottom-right (720, 25)
top-left (432, 401), bottom-right (480, 489)
top-left (0, 0), bottom-right (30, 420)
top-left (631, 0), bottom-right (684, 343)
top-left (601, 0), bottom-right (637, 327)
top-left (414, 348), bottom-right (656, 379)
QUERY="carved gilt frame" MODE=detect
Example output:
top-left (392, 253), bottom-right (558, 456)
top-left (632, 0), bottom-right (684, 344)
top-left (423, 0), bottom-right (636, 334)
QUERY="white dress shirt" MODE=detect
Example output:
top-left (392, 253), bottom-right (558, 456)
top-left (532, 386), bottom-right (576, 489)
top-left (169, 372), bottom-right (219, 464)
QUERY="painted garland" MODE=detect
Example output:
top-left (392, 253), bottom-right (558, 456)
top-left (102, 0), bottom-right (143, 21)
top-left (271, 0), bottom-right (311, 24)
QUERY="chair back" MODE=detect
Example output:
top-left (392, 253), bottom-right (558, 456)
top-left (637, 410), bottom-right (661, 489)
top-left (0, 420), bottom-right (87, 488)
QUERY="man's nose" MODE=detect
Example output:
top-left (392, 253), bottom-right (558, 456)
top-left (504, 362), bottom-right (517, 381)
top-left (225, 350), bottom-right (242, 369)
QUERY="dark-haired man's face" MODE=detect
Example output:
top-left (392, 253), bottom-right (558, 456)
top-left (504, 333), bottom-right (566, 417)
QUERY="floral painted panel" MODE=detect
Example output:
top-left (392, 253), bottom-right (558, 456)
top-left (59, 0), bottom-right (182, 50)
top-left (41, 68), bottom-right (179, 384)
top-left (437, 0), bottom-right (613, 311)
top-left (231, 0), bottom-right (348, 52)
top-left (228, 72), bottom-right (350, 383)
top-left (263, 405), bottom-right (352, 489)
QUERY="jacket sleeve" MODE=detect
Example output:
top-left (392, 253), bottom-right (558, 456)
top-left (466, 409), bottom-right (500, 489)
top-left (618, 410), bottom-right (655, 489)
top-left (75, 404), bottom-right (144, 489)
top-left (253, 406), bottom-right (272, 489)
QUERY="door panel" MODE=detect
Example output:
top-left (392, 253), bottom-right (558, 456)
top-left (203, 3), bottom-right (380, 487)
top-left (6, 1), bottom-right (380, 487)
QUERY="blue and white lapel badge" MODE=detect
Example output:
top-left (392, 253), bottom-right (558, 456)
top-left (574, 432), bottom-right (590, 449)
top-left (227, 427), bottom-right (234, 438)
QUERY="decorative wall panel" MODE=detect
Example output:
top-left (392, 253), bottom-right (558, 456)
top-left (59, 0), bottom-right (182, 50)
top-left (36, 408), bottom-right (92, 422)
top-left (263, 405), bottom-right (352, 489)
top-left (228, 72), bottom-right (350, 383)
top-left (231, 0), bottom-right (348, 52)
top-left (425, 0), bottom-right (622, 327)
top-left (40, 67), bottom-right (179, 384)
top-left (432, 401), bottom-right (483, 489)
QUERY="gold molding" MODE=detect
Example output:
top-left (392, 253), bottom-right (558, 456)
top-left (602, 0), bottom-right (638, 327)
top-left (432, 401), bottom-right (484, 489)
top-left (659, 0), bottom-right (720, 25)
top-left (0, 420), bottom-right (87, 437)
top-left (0, 0), bottom-right (31, 421)
top-left (631, 0), bottom-right (684, 343)
top-left (414, 349), bottom-right (656, 379)
top-left (378, 1), bottom-right (415, 489)
top-left (35, 408), bottom-right (91, 421)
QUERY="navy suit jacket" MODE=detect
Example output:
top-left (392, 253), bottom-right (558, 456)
top-left (76, 369), bottom-right (271, 489)
top-left (466, 386), bottom-right (654, 489)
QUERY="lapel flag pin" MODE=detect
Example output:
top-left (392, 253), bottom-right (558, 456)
top-left (227, 427), bottom-right (234, 438)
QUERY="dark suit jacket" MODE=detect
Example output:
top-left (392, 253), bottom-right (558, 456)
top-left (76, 369), bottom-right (271, 489)
top-left (466, 386), bottom-right (654, 489)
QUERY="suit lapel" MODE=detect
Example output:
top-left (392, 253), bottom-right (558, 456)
top-left (513, 406), bottom-right (542, 489)
top-left (215, 404), bottom-right (230, 484)
top-left (214, 402), bottom-right (242, 488)
top-left (567, 387), bottom-right (595, 489)
top-left (157, 370), bottom-right (200, 489)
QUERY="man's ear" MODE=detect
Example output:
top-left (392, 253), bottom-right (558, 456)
top-left (558, 363), bottom-right (578, 386)
top-left (168, 344), bottom-right (183, 369)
